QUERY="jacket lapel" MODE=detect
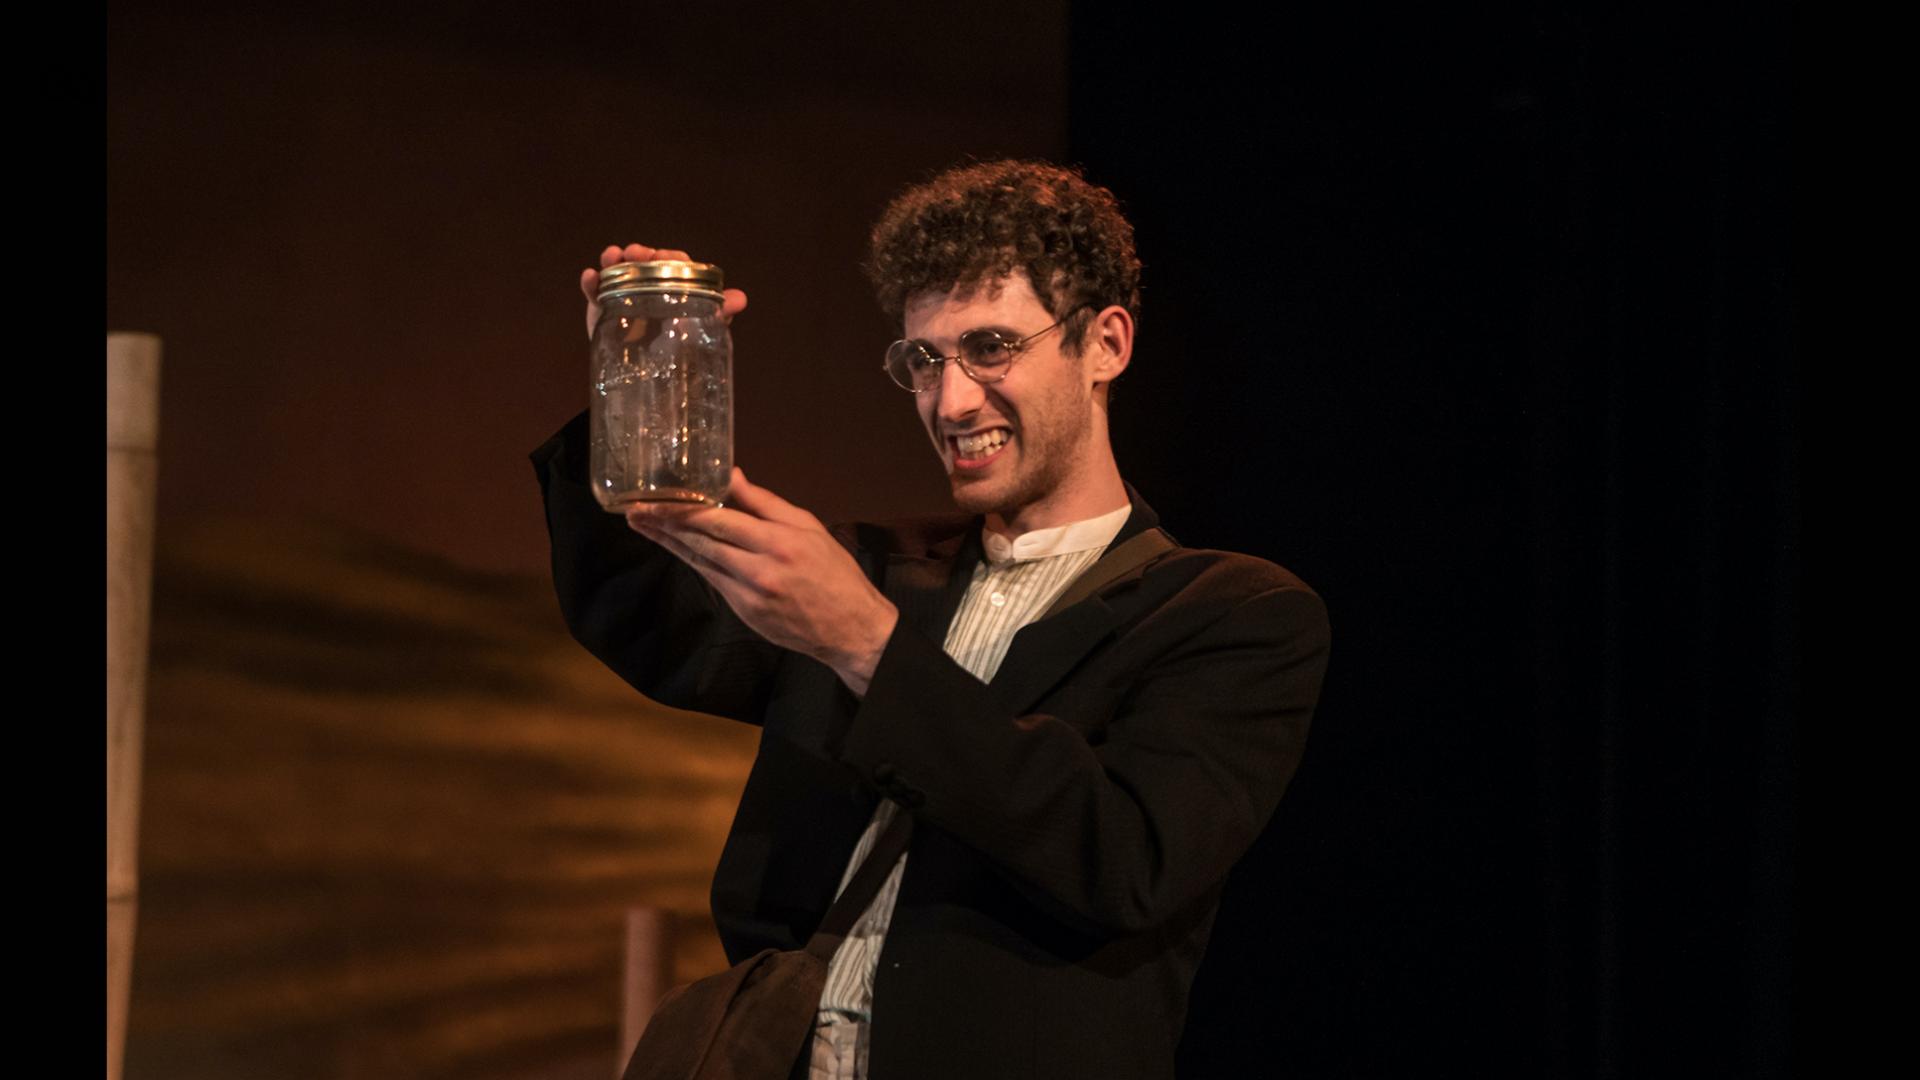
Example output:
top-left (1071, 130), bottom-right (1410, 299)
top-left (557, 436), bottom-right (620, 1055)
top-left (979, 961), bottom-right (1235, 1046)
top-left (881, 526), bottom-right (981, 647)
top-left (987, 485), bottom-right (1172, 716)
top-left (874, 485), bottom-right (1174, 719)
top-left (987, 598), bottom-right (1125, 717)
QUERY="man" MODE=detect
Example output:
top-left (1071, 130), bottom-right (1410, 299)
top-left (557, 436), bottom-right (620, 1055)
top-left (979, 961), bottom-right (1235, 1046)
top-left (533, 160), bottom-right (1330, 1079)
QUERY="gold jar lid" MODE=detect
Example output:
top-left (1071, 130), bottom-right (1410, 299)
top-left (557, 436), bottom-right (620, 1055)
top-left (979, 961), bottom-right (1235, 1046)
top-left (597, 260), bottom-right (726, 301)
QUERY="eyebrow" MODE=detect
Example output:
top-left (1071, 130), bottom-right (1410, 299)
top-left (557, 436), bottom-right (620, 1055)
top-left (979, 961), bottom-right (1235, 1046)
top-left (901, 302), bottom-right (1087, 350)
top-left (912, 326), bottom-right (1020, 350)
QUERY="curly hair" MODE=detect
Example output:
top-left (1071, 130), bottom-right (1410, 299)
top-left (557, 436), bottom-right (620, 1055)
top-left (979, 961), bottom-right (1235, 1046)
top-left (865, 160), bottom-right (1142, 356)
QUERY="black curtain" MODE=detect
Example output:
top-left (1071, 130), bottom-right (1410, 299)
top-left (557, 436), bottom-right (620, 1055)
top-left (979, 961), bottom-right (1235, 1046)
top-left (1068, 3), bottom-right (1793, 1077)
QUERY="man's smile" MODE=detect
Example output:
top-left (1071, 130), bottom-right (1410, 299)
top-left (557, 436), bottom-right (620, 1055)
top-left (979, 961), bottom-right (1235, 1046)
top-left (950, 427), bottom-right (1012, 469)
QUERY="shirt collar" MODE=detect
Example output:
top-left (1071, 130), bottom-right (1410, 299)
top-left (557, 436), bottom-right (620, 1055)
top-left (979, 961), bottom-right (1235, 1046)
top-left (981, 503), bottom-right (1132, 565)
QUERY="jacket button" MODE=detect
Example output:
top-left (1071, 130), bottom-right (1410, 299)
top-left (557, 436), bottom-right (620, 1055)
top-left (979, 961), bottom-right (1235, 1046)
top-left (873, 762), bottom-right (897, 785)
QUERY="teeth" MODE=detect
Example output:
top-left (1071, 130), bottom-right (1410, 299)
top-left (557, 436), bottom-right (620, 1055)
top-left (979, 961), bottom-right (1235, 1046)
top-left (956, 430), bottom-right (1009, 456)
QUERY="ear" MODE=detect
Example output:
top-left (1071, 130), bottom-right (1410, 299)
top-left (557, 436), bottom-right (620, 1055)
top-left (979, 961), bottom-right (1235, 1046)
top-left (1085, 305), bottom-right (1133, 388)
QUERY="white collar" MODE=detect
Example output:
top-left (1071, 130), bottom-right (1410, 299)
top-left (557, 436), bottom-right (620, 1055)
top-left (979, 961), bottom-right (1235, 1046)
top-left (982, 503), bottom-right (1133, 565)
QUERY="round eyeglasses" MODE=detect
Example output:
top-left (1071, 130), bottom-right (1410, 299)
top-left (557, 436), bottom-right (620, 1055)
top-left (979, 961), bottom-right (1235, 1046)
top-left (882, 306), bottom-right (1092, 393)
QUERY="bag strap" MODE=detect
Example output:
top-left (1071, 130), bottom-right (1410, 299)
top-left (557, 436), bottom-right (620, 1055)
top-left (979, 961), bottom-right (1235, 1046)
top-left (1040, 527), bottom-right (1177, 620)
top-left (803, 808), bottom-right (915, 962)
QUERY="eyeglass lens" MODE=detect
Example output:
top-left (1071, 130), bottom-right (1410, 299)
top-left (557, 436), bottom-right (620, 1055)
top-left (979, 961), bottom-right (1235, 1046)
top-left (886, 329), bottom-right (1019, 390)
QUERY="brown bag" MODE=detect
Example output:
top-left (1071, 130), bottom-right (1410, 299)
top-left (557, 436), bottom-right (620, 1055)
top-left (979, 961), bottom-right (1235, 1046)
top-left (621, 812), bottom-right (914, 1080)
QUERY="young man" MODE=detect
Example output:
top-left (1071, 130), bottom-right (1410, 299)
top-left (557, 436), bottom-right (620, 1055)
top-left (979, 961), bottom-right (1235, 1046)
top-left (533, 161), bottom-right (1330, 1079)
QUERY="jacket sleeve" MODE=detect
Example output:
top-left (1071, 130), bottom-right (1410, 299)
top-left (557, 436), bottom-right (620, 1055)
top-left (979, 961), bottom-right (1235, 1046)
top-left (837, 578), bottom-right (1330, 936)
top-left (530, 411), bottom-right (784, 724)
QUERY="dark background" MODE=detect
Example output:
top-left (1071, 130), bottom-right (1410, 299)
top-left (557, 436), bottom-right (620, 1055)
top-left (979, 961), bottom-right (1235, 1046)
top-left (109, 1), bottom-right (1794, 1077)
top-left (1073, 6), bottom-right (1793, 1077)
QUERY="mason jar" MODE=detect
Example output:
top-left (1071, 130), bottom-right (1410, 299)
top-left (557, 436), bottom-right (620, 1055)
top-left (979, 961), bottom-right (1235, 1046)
top-left (589, 260), bottom-right (734, 509)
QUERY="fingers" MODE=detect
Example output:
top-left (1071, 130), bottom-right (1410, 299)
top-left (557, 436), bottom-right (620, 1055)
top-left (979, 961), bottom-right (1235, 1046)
top-left (628, 516), bottom-right (767, 627)
top-left (627, 512), bottom-right (696, 562)
top-left (723, 469), bottom-right (815, 528)
top-left (599, 243), bottom-right (724, 270)
top-left (580, 268), bottom-right (602, 339)
top-left (587, 245), bottom-right (749, 330)
top-left (628, 511), bottom-right (742, 577)
top-left (632, 500), bottom-right (779, 556)
top-left (601, 243), bottom-right (690, 268)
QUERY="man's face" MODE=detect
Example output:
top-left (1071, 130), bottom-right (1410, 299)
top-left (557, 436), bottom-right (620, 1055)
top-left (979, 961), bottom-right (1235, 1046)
top-left (903, 274), bottom-right (1100, 532)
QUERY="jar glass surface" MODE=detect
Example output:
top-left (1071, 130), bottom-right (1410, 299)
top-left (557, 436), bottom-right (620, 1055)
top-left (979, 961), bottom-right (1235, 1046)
top-left (589, 287), bottom-right (733, 508)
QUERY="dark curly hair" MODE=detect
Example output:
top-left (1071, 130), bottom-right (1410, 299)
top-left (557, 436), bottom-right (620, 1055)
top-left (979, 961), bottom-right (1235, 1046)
top-left (865, 160), bottom-right (1142, 356)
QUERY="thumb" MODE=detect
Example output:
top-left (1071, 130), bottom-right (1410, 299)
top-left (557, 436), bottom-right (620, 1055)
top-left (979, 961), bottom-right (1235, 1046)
top-left (725, 468), bottom-right (812, 527)
top-left (581, 268), bottom-right (602, 340)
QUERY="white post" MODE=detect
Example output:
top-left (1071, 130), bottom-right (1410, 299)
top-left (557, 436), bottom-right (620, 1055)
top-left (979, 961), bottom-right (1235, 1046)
top-left (107, 333), bottom-right (161, 1080)
top-left (620, 907), bottom-right (672, 1076)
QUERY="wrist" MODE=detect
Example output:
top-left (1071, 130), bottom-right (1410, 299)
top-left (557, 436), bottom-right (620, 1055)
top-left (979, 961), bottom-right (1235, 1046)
top-left (829, 599), bottom-right (899, 697)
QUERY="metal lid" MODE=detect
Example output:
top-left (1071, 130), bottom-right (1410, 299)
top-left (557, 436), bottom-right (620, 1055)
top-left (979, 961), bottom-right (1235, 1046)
top-left (596, 260), bottom-right (726, 300)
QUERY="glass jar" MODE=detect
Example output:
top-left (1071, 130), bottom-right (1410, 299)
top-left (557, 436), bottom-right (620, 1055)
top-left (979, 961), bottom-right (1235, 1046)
top-left (589, 260), bottom-right (734, 509)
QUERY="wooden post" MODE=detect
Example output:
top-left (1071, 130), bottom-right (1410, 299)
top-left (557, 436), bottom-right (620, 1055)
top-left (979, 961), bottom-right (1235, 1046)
top-left (620, 907), bottom-right (672, 1076)
top-left (107, 333), bottom-right (161, 1080)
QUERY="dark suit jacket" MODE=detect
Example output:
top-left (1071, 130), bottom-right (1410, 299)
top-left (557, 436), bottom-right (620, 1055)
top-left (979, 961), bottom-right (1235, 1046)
top-left (533, 413), bottom-right (1330, 1080)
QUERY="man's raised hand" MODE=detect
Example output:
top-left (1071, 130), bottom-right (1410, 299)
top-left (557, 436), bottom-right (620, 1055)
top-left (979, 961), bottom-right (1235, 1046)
top-left (580, 243), bottom-right (749, 340)
top-left (624, 469), bottom-right (900, 697)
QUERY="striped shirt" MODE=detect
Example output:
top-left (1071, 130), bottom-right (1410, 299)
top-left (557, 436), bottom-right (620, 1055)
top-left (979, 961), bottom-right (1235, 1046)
top-left (816, 503), bottom-right (1133, 1021)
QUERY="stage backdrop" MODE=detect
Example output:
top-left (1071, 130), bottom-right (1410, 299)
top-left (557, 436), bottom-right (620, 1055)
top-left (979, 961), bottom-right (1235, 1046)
top-left (110, 2), bottom-right (1067, 1077)
top-left (110, 3), bottom-right (1792, 1078)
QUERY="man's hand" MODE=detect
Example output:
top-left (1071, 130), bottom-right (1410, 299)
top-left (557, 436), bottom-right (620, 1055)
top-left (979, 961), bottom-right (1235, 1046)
top-left (581, 243), bottom-right (749, 340)
top-left (626, 469), bottom-right (901, 697)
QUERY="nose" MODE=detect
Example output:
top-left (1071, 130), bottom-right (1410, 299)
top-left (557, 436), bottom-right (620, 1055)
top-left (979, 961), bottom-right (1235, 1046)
top-left (934, 357), bottom-right (986, 424)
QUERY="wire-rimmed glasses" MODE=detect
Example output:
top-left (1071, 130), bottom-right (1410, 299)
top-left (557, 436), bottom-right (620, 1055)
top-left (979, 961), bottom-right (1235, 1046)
top-left (882, 306), bottom-right (1091, 392)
